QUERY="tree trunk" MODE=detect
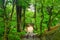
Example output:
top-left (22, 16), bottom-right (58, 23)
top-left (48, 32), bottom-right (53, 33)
top-left (23, 8), bottom-right (26, 30)
top-left (10, 0), bottom-right (15, 20)
top-left (47, 15), bottom-right (52, 31)
top-left (4, 16), bottom-right (9, 40)
top-left (47, 6), bottom-right (53, 31)
top-left (40, 0), bottom-right (44, 40)
top-left (34, 1), bottom-right (37, 31)
top-left (3, 0), bottom-right (9, 40)
top-left (16, 5), bottom-right (22, 32)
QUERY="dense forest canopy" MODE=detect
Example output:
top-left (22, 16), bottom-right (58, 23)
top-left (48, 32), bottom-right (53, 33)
top-left (0, 0), bottom-right (60, 40)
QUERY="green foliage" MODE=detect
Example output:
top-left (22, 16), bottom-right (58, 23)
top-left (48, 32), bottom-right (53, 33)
top-left (17, 0), bottom-right (30, 8)
top-left (6, 3), bottom-right (12, 14)
top-left (0, 0), bottom-right (60, 40)
top-left (0, 0), bottom-right (3, 7)
top-left (0, 8), bottom-right (4, 15)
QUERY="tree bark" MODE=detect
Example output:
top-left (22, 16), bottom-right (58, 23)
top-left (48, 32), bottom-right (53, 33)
top-left (47, 15), bottom-right (52, 31)
top-left (23, 8), bottom-right (26, 30)
top-left (40, 0), bottom-right (44, 40)
top-left (47, 6), bottom-right (53, 31)
top-left (34, 0), bottom-right (37, 31)
top-left (2, 0), bottom-right (9, 40)
top-left (16, 5), bottom-right (22, 32)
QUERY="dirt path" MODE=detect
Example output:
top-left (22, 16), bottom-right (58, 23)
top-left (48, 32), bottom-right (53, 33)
top-left (44, 27), bottom-right (60, 40)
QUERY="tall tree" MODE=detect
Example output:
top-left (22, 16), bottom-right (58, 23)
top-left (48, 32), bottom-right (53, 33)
top-left (40, 0), bottom-right (44, 40)
top-left (34, 0), bottom-right (37, 30)
top-left (16, 0), bottom-right (22, 32)
top-left (47, 6), bottom-right (53, 31)
top-left (47, 0), bottom-right (54, 31)
top-left (2, 0), bottom-right (9, 40)
top-left (23, 8), bottom-right (26, 30)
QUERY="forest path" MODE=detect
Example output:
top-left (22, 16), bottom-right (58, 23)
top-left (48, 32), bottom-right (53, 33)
top-left (44, 27), bottom-right (60, 40)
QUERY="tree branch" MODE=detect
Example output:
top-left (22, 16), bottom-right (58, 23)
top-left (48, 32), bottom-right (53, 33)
top-left (52, 10), bottom-right (60, 21)
top-left (24, 0), bottom-right (30, 5)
